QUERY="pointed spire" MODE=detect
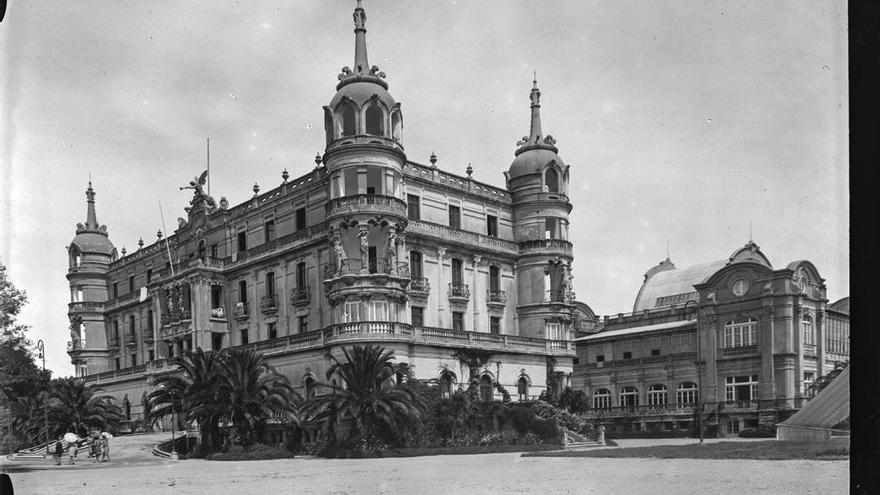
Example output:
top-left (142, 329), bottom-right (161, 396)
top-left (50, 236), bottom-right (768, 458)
top-left (76, 180), bottom-right (107, 235)
top-left (337, 0), bottom-right (387, 90)
top-left (515, 74), bottom-right (557, 155)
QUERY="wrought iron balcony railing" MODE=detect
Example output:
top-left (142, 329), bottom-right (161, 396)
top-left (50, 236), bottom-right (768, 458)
top-left (233, 302), bottom-right (249, 319)
top-left (448, 283), bottom-right (470, 300)
top-left (260, 294), bottom-right (278, 312)
top-left (291, 286), bottom-right (311, 306)
top-left (487, 290), bottom-right (507, 305)
top-left (408, 277), bottom-right (430, 293)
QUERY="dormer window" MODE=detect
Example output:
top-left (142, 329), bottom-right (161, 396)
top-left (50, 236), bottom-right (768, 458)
top-left (365, 105), bottom-right (384, 135)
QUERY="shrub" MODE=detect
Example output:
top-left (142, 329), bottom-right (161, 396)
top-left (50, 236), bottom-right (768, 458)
top-left (207, 443), bottom-right (294, 461)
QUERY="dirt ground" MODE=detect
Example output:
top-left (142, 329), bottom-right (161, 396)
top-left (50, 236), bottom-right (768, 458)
top-left (2, 434), bottom-right (848, 495)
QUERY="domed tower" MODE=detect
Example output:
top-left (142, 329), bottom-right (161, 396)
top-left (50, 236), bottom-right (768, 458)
top-left (506, 78), bottom-right (575, 341)
top-left (66, 181), bottom-right (116, 377)
top-left (322, 0), bottom-right (410, 325)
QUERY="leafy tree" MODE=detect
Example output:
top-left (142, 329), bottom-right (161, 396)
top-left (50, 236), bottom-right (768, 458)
top-left (0, 260), bottom-right (47, 402)
top-left (146, 348), bottom-right (226, 451)
top-left (557, 386), bottom-right (589, 414)
top-left (219, 348), bottom-right (300, 446)
top-left (304, 345), bottom-right (427, 448)
top-left (49, 377), bottom-right (123, 436)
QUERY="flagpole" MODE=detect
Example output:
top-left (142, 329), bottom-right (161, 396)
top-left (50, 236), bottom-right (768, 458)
top-left (206, 138), bottom-right (211, 198)
top-left (158, 201), bottom-right (175, 277)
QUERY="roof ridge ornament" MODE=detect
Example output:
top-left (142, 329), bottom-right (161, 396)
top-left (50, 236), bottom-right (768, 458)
top-left (337, 0), bottom-right (389, 90)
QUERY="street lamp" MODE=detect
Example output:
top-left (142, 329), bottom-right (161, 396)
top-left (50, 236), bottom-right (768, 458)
top-left (170, 388), bottom-right (179, 460)
top-left (36, 340), bottom-right (49, 455)
top-left (683, 300), bottom-right (704, 445)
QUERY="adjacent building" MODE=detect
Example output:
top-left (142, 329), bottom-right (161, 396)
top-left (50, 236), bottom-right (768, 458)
top-left (572, 242), bottom-right (850, 436)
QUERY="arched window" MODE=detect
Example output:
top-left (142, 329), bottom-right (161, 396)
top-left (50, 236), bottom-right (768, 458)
top-left (592, 388), bottom-right (611, 409)
top-left (619, 386), bottom-right (639, 407)
top-left (304, 376), bottom-right (316, 398)
top-left (439, 370), bottom-right (456, 399)
top-left (324, 109), bottom-right (334, 145)
top-left (365, 105), bottom-right (384, 136)
top-left (545, 168), bottom-right (560, 193)
top-left (676, 382), bottom-right (698, 404)
top-left (479, 375), bottom-right (494, 402)
top-left (391, 110), bottom-right (402, 140)
top-left (517, 376), bottom-right (529, 401)
top-left (340, 106), bottom-right (357, 137)
top-left (722, 318), bottom-right (758, 348)
top-left (70, 245), bottom-right (82, 268)
top-left (647, 384), bottom-right (668, 406)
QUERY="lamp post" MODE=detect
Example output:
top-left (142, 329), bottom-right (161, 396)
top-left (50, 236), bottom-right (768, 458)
top-left (683, 300), bottom-right (704, 445)
top-left (170, 388), bottom-right (178, 460)
top-left (36, 340), bottom-right (49, 455)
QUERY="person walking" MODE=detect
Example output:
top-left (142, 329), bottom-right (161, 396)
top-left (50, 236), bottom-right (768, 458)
top-left (100, 434), bottom-right (110, 463)
top-left (52, 436), bottom-right (63, 466)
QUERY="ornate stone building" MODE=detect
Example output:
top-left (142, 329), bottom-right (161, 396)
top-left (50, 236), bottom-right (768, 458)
top-left (572, 241), bottom-right (850, 436)
top-left (65, 1), bottom-right (596, 415)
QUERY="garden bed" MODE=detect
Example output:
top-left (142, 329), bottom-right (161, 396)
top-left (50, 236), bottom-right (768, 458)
top-left (319, 443), bottom-right (563, 459)
top-left (522, 438), bottom-right (850, 460)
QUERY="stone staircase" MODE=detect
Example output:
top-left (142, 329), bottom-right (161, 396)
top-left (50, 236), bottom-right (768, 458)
top-left (561, 427), bottom-right (605, 450)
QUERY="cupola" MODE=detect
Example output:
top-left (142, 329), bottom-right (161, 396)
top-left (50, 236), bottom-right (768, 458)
top-left (69, 181), bottom-right (116, 263)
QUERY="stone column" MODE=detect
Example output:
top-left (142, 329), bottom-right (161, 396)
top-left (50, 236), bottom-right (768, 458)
top-left (437, 247), bottom-right (446, 328)
top-left (472, 255), bottom-right (482, 332)
top-left (793, 303), bottom-right (804, 398)
top-left (759, 306), bottom-right (776, 400)
top-left (816, 309), bottom-right (826, 377)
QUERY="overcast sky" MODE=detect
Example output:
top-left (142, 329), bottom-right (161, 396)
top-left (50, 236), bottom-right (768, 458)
top-left (0, 0), bottom-right (847, 376)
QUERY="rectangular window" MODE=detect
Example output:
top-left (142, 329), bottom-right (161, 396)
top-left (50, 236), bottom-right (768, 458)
top-left (146, 269), bottom-right (153, 284)
top-left (411, 307), bottom-right (424, 327)
top-left (131, 353), bottom-right (137, 367)
top-left (264, 220), bottom-right (276, 243)
top-left (409, 251), bottom-right (422, 279)
top-left (298, 315), bottom-right (309, 333)
top-left (448, 205), bottom-right (461, 230)
top-left (267, 322), bottom-right (277, 340)
top-left (368, 246), bottom-right (378, 273)
top-left (296, 262), bottom-right (307, 288)
top-left (651, 349), bottom-right (661, 356)
top-left (238, 280), bottom-right (247, 304)
top-left (451, 258), bottom-right (463, 286)
top-left (113, 320), bottom-right (120, 340)
top-left (623, 351), bottom-right (632, 360)
top-left (210, 244), bottom-right (218, 258)
top-left (237, 231), bottom-right (247, 251)
top-left (545, 322), bottom-right (561, 340)
top-left (343, 301), bottom-right (361, 322)
top-left (490, 316), bottom-right (501, 334)
top-left (129, 275), bottom-right (135, 293)
top-left (241, 329), bottom-right (249, 345)
top-left (147, 310), bottom-right (154, 332)
top-left (265, 271), bottom-right (275, 297)
top-left (148, 350), bottom-right (155, 362)
top-left (803, 371), bottom-right (815, 396)
top-left (115, 358), bottom-right (120, 370)
top-left (211, 285), bottom-right (222, 309)
top-left (295, 208), bottom-right (307, 231)
top-left (407, 194), bottom-right (421, 221)
top-left (486, 215), bottom-right (498, 237)
top-left (212, 333), bottom-right (223, 352)
top-left (452, 311), bottom-right (464, 331)
top-left (725, 375), bottom-right (759, 402)
top-left (489, 266), bottom-right (500, 292)
top-left (596, 355), bottom-right (605, 362)
top-left (129, 314), bottom-right (135, 333)
top-left (113, 282), bottom-right (119, 299)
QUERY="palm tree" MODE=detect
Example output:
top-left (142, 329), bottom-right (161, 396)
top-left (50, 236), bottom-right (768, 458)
top-left (218, 348), bottom-right (300, 446)
top-left (304, 344), bottom-right (427, 448)
top-left (146, 348), bottom-right (225, 452)
top-left (9, 392), bottom-right (47, 448)
top-left (49, 377), bottom-right (122, 436)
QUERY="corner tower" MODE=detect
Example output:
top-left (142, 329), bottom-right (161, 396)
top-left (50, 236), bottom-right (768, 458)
top-left (322, 0), bottom-right (410, 325)
top-left (66, 181), bottom-right (116, 376)
top-left (507, 78), bottom-right (575, 341)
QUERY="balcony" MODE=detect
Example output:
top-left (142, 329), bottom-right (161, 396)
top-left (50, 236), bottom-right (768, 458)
top-left (67, 339), bottom-right (83, 352)
top-left (408, 277), bottom-right (430, 293)
top-left (325, 194), bottom-right (408, 221)
top-left (487, 290), bottom-right (507, 307)
top-left (518, 239), bottom-right (573, 258)
top-left (124, 333), bottom-right (137, 348)
top-left (291, 286), bottom-right (311, 307)
top-left (582, 403), bottom-right (698, 419)
top-left (233, 302), bottom-right (249, 320)
top-left (210, 307), bottom-right (227, 320)
top-left (448, 283), bottom-right (470, 303)
top-left (260, 294), bottom-right (278, 313)
top-left (721, 345), bottom-right (758, 357)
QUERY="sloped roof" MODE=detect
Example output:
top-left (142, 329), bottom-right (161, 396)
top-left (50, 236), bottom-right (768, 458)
top-left (576, 319), bottom-right (693, 342)
top-left (780, 366), bottom-right (849, 428)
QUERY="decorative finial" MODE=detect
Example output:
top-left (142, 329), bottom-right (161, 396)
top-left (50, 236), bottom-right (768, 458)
top-left (282, 168), bottom-right (289, 183)
top-left (157, 229), bottom-right (163, 240)
top-left (749, 219), bottom-right (753, 243)
top-left (315, 152), bottom-right (323, 167)
top-left (138, 237), bottom-right (144, 249)
top-left (337, 0), bottom-right (388, 89)
top-left (121, 246), bottom-right (127, 257)
top-left (429, 152), bottom-right (437, 168)
top-left (253, 182), bottom-right (260, 196)
top-left (466, 163), bottom-right (473, 178)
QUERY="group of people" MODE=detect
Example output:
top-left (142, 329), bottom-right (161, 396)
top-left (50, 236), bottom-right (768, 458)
top-left (50, 431), bottom-right (111, 465)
